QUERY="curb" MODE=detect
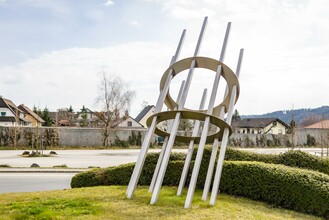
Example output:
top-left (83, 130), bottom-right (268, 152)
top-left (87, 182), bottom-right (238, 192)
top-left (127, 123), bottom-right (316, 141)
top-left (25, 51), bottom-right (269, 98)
top-left (0, 168), bottom-right (88, 173)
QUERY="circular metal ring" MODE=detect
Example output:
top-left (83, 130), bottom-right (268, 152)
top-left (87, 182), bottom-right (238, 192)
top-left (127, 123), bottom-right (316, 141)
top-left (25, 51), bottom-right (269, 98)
top-left (160, 56), bottom-right (240, 116)
top-left (146, 110), bottom-right (232, 144)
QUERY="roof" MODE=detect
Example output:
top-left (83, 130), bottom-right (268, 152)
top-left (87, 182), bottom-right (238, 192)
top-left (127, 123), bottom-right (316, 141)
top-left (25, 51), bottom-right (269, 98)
top-left (0, 116), bottom-right (16, 122)
top-left (2, 98), bottom-right (23, 115)
top-left (111, 116), bottom-right (144, 128)
top-left (0, 98), bottom-right (8, 108)
top-left (18, 104), bottom-right (45, 123)
top-left (135, 105), bottom-right (155, 122)
top-left (304, 120), bottom-right (329, 129)
top-left (233, 118), bottom-right (289, 128)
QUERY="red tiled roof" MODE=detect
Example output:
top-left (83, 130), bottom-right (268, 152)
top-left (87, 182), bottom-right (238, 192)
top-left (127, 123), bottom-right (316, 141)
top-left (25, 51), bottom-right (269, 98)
top-left (304, 120), bottom-right (329, 129)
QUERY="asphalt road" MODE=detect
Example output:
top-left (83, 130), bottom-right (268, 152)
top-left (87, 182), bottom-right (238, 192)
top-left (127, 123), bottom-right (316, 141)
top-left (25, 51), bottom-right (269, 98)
top-left (0, 149), bottom-right (172, 168)
top-left (0, 173), bottom-right (75, 194)
top-left (0, 148), bottom-right (327, 194)
top-left (0, 148), bottom-right (327, 169)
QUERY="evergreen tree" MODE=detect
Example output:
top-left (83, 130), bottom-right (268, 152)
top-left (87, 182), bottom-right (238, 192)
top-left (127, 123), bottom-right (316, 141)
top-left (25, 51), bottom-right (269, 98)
top-left (81, 105), bottom-right (87, 113)
top-left (232, 109), bottom-right (241, 121)
top-left (33, 105), bottom-right (43, 117)
top-left (42, 107), bottom-right (53, 126)
top-left (68, 105), bottom-right (74, 113)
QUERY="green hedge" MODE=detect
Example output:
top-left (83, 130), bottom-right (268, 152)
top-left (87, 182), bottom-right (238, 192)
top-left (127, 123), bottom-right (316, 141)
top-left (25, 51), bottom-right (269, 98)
top-left (212, 148), bottom-right (329, 175)
top-left (71, 160), bottom-right (329, 217)
top-left (221, 161), bottom-right (329, 217)
top-left (71, 148), bottom-right (329, 217)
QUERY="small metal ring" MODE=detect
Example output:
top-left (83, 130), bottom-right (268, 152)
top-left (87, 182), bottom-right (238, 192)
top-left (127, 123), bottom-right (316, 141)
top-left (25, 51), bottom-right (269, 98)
top-left (146, 110), bottom-right (232, 144)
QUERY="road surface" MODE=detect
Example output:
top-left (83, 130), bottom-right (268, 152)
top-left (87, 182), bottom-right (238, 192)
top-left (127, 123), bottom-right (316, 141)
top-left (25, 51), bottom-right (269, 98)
top-left (0, 148), bottom-right (327, 194)
top-left (0, 173), bottom-right (75, 194)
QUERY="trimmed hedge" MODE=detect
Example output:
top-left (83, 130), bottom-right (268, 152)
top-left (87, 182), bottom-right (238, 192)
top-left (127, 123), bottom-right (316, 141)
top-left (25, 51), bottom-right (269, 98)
top-left (71, 148), bottom-right (329, 217)
top-left (71, 159), bottom-right (329, 217)
top-left (220, 161), bottom-right (329, 218)
top-left (210, 148), bottom-right (329, 175)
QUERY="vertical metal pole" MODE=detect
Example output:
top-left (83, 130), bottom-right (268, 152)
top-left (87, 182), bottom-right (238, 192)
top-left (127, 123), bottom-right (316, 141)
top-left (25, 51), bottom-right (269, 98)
top-left (219, 22), bottom-right (231, 63)
top-left (184, 64), bottom-right (222, 208)
top-left (202, 22), bottom-right (232, 201)
top-left (210, 49), bottom-right (244, 206)
top-left (150, 17), bottom-right (208, 204)
top-left (149, 80), bottom-right (186, 193)
top-left (126, 30), bottom-right (186, 199)
top-left (177, 88), bottom-right (207, 196)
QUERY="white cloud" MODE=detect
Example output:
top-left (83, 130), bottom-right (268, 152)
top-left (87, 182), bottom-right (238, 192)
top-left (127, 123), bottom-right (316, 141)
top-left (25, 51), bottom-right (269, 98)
top-left (1, 0), bottom-right (329, 116)
top-left (130, 20), bottom-right (141, 27)
top-left (104, 0), bottom-right (114, 6)
top-left (0, 42), bottom-right (174, 116)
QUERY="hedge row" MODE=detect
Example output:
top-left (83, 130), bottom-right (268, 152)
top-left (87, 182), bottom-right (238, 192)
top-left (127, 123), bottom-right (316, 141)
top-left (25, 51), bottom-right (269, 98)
top-left (205, 147), bottom-right (329, 175)
top-left (71, 159), bottom-right (329, 217)
top-left (71, 148), bottom-right (329, 217)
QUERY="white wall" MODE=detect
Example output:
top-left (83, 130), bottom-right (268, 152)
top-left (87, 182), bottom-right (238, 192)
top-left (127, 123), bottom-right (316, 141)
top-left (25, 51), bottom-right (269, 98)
top-left (117, 117), bottom-right (142, 128)
top-left (0, 107), bottom-right (15, 117)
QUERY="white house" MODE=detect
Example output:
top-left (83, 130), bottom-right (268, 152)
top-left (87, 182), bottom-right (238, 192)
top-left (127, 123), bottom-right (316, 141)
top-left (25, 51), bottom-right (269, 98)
top-left (0, 96), bottom-right (30, 126)
top-left (232, 118), bottom-right (289, 135)
top-left (112, 116), bottom-right (144, 128)
top-left (135, 105), bottom-right (155, 128)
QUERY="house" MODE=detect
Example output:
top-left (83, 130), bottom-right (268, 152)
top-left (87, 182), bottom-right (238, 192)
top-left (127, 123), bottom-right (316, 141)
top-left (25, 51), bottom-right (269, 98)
top-left (76, 108), bottom-right (100, 127)
top-left (232, 118), bottom-right (289, 135)
top-left (0, 96), bottom-right (30, 126)
top-left (304, 120), bottom-right (329, 129)
top-left (135, 105), bottom-right (155, 128)
top-left (18, 104), bottom-right (45, 127)
top-left (112, 116), bottom-right (144, 128)
top-left (48, 108), bottom-right (76, 126)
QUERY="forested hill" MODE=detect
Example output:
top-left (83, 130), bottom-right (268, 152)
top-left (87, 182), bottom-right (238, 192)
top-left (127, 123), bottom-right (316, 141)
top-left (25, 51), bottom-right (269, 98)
top-left (242, 106), bottom-right (329, 125)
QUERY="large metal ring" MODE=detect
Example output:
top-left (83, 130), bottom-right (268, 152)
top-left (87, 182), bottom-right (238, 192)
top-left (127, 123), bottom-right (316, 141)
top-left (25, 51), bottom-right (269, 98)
top-left (146, 110), bottom-right (232, 144)
top-left (160, 56), bottom-right (240, 116)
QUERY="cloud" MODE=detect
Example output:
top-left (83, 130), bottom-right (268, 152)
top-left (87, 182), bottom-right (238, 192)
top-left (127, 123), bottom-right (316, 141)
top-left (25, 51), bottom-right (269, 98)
top-left (104, 0), bottom-right (114, 6)
top-left (0, 42), bottom-right (174, 115)
top-left (130, 20), bottom-right (141, 27)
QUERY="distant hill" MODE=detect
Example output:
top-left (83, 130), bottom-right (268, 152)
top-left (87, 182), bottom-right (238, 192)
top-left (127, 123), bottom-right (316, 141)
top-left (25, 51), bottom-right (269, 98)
top-left (242, 106), bottom-right (329, 126)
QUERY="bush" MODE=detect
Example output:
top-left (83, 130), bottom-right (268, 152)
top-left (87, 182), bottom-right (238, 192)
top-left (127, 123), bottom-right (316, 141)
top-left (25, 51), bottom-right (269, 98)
top-left (71, 147), bottom-right (329, 217)
top-left (220, 161), bottom-right (329, 218)
top-left (71, 169), bottom-right (102, 188)
top-left (72, 159), bottom-right (329, 217)
top-left (306, 134), bottom-right (316, 146)
top-left (0, 164), bottom-right (10, 168)
top-left (277, 150), bottom-right (329, 175)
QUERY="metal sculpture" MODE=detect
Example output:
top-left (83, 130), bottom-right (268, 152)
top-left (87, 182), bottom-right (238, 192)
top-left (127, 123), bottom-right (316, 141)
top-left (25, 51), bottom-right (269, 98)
top-left (126, 16), bottom-right (244, 208)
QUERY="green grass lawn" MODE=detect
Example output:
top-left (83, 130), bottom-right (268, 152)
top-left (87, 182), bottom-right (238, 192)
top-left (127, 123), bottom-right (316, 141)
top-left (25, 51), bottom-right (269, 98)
top-left (0, 186), bottom-right (323, 220)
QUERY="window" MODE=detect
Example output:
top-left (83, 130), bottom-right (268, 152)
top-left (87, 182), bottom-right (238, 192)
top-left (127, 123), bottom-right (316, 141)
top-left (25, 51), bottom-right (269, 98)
top-left (1, 112), bottom-right (6, 116)
top-left (127, 121), bottom-right (132, 127)
top-left (273, 121), bottom-right (277, 126)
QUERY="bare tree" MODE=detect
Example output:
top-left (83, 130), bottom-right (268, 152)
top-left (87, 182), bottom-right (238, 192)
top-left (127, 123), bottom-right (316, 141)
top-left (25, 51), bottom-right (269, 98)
top-left (96, 72), bottom-right (135, 146)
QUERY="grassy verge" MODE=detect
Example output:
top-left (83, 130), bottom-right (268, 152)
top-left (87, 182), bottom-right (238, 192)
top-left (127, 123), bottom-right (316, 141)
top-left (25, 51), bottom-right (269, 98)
top-left (0, 186), bottom-right (322, 220)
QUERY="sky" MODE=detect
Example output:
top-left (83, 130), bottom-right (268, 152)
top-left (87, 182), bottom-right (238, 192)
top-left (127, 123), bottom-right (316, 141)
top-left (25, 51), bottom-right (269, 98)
top-left (0, 0), bottom-right (328, 118)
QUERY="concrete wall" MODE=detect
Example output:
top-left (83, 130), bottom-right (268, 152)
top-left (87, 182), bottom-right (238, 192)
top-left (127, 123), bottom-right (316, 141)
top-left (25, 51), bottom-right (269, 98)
top-left (1, 126), bottom-right (328, 147)
top-left (57, 127), bottom-right (148, 146)
top-left (0, 126), bottom-right (149, 147)
top-left (229, 133), bottom-right (290, 147)
top-left (295, 128), bottom-right (329, 146)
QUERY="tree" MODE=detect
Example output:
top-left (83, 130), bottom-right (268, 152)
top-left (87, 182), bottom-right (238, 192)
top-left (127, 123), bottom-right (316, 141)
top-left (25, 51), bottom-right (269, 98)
top-left (96, 72), bottom-right (135, 146)
top-left (33, 105), bottom-right (43, 118)
top-left (68, 105), bottom-right (74, 113)
top-left (289, 119), bottom-right (297, 147)
top-left (232, 109), bottom-right (241, 121)
top-left (42, 107), bottom-right (52, 127)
